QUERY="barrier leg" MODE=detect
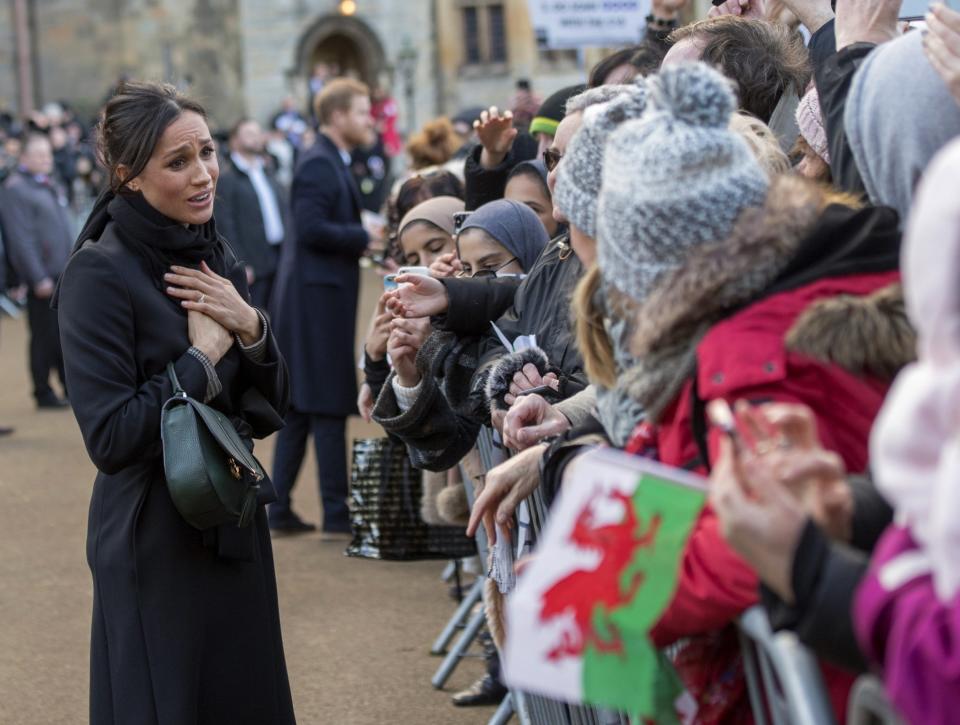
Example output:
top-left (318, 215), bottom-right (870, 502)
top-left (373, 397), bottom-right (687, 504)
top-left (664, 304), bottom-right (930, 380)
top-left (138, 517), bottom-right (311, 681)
top-left (431, 578), bottom-right (483, 655)
top-left (489, 692), bottom-right (515, 725)
top-left (431, 607), bottom-right (486, 689)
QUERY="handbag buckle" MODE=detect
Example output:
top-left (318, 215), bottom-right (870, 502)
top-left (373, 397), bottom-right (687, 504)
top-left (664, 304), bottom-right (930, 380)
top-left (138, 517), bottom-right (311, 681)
top-left (228, 458), bottom-right (242, 480)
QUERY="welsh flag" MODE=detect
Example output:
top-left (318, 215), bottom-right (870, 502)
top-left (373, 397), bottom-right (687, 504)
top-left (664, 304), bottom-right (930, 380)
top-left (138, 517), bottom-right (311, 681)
top-left (503, 447), bottom-right (706, 723)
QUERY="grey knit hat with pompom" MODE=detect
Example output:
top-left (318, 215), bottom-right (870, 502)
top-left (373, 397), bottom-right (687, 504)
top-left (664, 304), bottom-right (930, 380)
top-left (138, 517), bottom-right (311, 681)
top-left (597, 63), bottom-right (770, 305)
top-left (554, 80), bottom-right (648, 238)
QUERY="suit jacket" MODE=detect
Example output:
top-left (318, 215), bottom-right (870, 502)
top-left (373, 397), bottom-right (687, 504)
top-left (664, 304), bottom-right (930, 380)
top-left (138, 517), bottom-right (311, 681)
top-left (1, 170), bottom-right (74, 285)
top-left (270, 133), bottom-right (367, 416)
top-left (214, 156), bottom-right (289, 280)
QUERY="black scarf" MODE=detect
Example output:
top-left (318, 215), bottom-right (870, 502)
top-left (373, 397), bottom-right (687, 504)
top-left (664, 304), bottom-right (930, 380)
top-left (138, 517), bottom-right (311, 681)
top-left (53, 188), bottom-right (227, 308)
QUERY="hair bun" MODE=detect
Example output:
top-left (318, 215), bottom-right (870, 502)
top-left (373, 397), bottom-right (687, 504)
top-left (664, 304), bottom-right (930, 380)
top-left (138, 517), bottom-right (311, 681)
top-left (649, 63), bottom-right (735, 128)
top-left (424, 118), bottom-right (454, 145)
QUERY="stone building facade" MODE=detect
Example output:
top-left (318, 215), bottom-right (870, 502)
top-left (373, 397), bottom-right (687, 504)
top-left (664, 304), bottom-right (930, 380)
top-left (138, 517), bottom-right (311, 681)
top-left (1, 0), bottom-right (712, 132)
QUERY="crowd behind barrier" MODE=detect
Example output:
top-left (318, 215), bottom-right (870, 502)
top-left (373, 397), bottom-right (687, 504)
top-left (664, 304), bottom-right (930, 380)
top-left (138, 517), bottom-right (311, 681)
top-left (3, 0), bottom-right (960, 722)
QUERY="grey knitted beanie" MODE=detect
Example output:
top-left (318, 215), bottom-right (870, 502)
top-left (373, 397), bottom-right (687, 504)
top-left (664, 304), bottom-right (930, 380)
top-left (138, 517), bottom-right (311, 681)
top-left (554, 80), bottom-right (648, 239)
top-left (597, 63), bottom-right (770, 305)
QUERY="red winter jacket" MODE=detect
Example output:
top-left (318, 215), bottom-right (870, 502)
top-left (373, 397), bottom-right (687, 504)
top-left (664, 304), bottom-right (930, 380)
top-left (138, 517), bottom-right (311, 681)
top-left (627, 269), bottom-right (900, 721)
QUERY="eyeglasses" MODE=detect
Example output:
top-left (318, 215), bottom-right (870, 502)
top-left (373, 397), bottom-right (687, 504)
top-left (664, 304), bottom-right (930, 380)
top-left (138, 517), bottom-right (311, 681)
top-left (455, 256), bottom-right (519, 279)
top-left (542, 148), bottom-right (563, 173)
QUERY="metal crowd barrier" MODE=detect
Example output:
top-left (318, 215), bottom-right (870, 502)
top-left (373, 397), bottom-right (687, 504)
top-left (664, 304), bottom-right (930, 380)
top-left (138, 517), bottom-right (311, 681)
top-left (737, 606), bottom-right (837, 725)
top-left (846, 675), bottom-right (904, 725)
top-left (431, 426), bottom-right (843, 725)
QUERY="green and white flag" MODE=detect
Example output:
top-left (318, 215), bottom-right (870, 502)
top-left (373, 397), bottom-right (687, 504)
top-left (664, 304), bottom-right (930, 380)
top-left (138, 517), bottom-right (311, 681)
top-left (503, 447), bottom-right (706, 723)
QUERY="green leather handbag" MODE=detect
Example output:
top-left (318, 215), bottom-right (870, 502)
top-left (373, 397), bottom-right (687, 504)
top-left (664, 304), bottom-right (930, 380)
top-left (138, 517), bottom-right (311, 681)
top-left (160, 362), bottom-right (264, 530)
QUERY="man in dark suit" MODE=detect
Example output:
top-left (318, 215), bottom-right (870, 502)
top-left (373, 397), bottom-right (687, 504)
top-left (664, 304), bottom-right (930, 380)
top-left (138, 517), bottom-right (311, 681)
top-left (269, 78), bottom-right (377, 534)
top-left (214, 119), bottom-right (288, 310)
top-left (2, 133), bottom-right (73, 409)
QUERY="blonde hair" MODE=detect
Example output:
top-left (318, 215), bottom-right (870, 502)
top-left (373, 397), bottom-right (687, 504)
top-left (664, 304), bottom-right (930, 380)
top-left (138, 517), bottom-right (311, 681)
top-left (406, 118), bottom-right (459, 170)
top-left (572, 265), bottom-right (618, 388)
top-left (729, 112), bottom-right (791, 177)
top-left (314, 78), bottom-right (369, 126)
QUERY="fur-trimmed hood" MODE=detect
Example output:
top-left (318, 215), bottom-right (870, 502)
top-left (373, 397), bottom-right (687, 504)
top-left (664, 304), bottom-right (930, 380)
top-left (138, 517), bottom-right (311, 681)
top-left (615, 175), bottom-right (906, 420)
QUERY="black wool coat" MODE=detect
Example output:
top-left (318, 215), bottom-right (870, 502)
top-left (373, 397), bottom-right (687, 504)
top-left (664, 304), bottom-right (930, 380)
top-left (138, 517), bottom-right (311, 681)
top-left (270, 133), bottom-right (367, 416)
top-left (57, 226), bottom-right (295, 725)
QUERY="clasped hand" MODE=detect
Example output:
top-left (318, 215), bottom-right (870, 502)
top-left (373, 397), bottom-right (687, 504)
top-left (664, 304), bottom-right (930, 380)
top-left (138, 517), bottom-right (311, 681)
top-left (165, 261), bottom-right (261, 363)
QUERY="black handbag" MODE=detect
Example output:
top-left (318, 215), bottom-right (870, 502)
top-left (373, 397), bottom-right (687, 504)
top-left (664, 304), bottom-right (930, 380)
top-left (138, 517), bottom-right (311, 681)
top-left (346, 437), bottom-right (478, 561)
top-left (160, 362), bottom-right (265, 530)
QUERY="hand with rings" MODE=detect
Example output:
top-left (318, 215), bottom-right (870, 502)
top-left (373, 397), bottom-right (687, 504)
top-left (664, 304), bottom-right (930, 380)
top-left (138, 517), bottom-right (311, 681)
top-left (164, 261), bottom-right (262, 345)
top-left (721, 401), bottom-right (853, 541)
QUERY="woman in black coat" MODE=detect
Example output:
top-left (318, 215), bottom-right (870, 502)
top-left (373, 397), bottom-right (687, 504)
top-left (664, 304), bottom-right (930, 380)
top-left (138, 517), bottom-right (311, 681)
top-left (54, 82), bottom-right (295, 725)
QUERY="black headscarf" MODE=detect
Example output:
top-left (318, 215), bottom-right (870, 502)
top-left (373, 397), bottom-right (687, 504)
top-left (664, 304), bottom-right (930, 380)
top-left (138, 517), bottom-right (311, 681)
top-left (53, 188), bottom-right (227, 308)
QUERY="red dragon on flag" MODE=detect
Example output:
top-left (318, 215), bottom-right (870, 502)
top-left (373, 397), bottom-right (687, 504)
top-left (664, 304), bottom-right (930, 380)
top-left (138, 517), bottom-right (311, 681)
top-left (540, 489), bottom-right (662, 661)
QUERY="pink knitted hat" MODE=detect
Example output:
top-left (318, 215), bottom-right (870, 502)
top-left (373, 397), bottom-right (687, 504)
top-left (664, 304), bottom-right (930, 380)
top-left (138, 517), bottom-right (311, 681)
top-left (795, 86), bottom-right (830, 163)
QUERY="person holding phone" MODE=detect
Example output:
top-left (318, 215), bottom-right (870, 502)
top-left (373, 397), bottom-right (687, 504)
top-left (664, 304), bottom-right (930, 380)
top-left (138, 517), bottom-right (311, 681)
top-left (372, 199), bottom-right (549, 472)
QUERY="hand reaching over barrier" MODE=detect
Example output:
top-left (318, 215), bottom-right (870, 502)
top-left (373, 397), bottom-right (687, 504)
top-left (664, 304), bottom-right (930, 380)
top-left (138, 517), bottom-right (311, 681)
top-left (385, 274), bottom-right (449, 318)
top-left (502, 394), bottom-right (571, 450)
top-left (467, 443), bottom-right (547, 544)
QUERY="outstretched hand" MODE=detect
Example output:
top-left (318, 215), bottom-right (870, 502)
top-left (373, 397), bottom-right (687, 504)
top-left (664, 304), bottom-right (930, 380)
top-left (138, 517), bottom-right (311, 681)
top-left (709, 0), bottom-right (767, 19)
top-left (385, 274), bottom-right (449, 318)
top-left (834, 0), bottom-right (900, 50)
top-left (925, 3), bottom-right (960, 106)
top-left (502, 394), bottom-right (571, 450)
top-left (467, 443), bottom-right (547, 544)
top-left (475, 106), bottom-right (518, 169)
top-left (776, 0), bottom-right (835, 32)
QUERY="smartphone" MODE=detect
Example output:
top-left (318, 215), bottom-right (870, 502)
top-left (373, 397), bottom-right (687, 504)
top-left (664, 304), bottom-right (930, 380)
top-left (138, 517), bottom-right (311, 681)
top-left (397, 266), bottom-right (431, 277)
top-left (899, 0), bottom-right (960, 19)
top-left (453, 211), bottom-right (472, 234)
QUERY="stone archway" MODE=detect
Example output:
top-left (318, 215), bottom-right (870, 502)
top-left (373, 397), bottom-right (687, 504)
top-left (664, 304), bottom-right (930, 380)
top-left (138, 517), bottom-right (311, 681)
top-left (295, 14), bottom-right (387, 95)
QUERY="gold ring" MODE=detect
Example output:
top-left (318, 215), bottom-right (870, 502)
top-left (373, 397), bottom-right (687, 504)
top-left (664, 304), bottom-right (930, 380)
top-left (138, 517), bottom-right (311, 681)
top-left (754, 441), bottom-right (776, 456)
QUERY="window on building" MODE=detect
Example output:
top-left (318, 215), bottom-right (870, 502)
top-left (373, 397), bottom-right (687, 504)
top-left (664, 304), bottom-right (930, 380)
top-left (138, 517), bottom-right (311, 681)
top-left (463, 7), bottom-right (482, 64)
top-left (460, 2), bottom-right (508, 66)
top-left (488, 5), bottom-right (506, 63)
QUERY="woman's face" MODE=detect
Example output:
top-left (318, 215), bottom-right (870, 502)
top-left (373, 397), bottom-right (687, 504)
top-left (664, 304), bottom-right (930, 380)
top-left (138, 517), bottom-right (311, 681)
top-left (796, 148), bottom-right (830, 182)
top-left (125, 111), bottom-right (219, 225)
top-left (569, 222), bottom-right (596, 267)
top-left (505, 173), bottom-right (558, 238)
top-left (456, 228), bottom-right (523, 277)
top-left (398, 222), bottom-right (455, 268)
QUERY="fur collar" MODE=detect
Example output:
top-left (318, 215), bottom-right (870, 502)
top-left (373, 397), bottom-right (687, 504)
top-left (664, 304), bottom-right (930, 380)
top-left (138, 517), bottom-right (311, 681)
top-left (620, 175), bottom-right (833, 421)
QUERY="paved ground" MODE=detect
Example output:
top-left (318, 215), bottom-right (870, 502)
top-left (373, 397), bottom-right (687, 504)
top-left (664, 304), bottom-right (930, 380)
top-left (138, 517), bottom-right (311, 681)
top-left (0, 269), bottom-right (491, 724)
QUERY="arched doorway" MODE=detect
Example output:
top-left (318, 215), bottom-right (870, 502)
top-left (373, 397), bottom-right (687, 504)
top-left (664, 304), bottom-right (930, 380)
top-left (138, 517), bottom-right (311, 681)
top-left (295, 14), bottom-right (387, 99)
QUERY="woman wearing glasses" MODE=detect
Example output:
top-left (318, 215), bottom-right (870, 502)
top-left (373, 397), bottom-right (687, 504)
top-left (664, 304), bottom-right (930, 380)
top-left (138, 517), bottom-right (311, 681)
top-left (371, 199), bottom-right (549, 471)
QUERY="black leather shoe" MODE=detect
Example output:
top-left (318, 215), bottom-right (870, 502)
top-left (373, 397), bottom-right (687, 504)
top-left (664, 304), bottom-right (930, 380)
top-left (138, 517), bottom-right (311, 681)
top-left (268, 512), bottom-right (317, 535)
top-left (451, 674), bottom-right (507, 707)
top-left (36, 393), bottom-right (70, 410)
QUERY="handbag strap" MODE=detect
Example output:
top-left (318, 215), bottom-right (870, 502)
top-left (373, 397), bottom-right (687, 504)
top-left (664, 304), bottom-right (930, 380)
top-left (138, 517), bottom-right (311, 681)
top-left (166, 362), bottom-right (187, 398)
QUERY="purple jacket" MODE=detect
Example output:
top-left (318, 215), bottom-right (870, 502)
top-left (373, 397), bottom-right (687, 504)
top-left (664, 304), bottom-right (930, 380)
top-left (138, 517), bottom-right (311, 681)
top-left (854, 525), bottom-right (960, 724)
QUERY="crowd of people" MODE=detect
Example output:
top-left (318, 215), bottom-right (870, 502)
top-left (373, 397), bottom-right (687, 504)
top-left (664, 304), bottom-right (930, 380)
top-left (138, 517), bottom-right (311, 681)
top-left (3, 0), bottom-right (960, 721)
top-left (361, 0), bottom-right (960, 720)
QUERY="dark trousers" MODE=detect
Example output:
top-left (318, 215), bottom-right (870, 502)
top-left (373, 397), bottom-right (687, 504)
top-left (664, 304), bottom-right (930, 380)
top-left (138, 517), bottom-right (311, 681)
top-left (270, 409), bottom-right (350, 531)
top-left (27, 290), bottom-right (65, 401)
